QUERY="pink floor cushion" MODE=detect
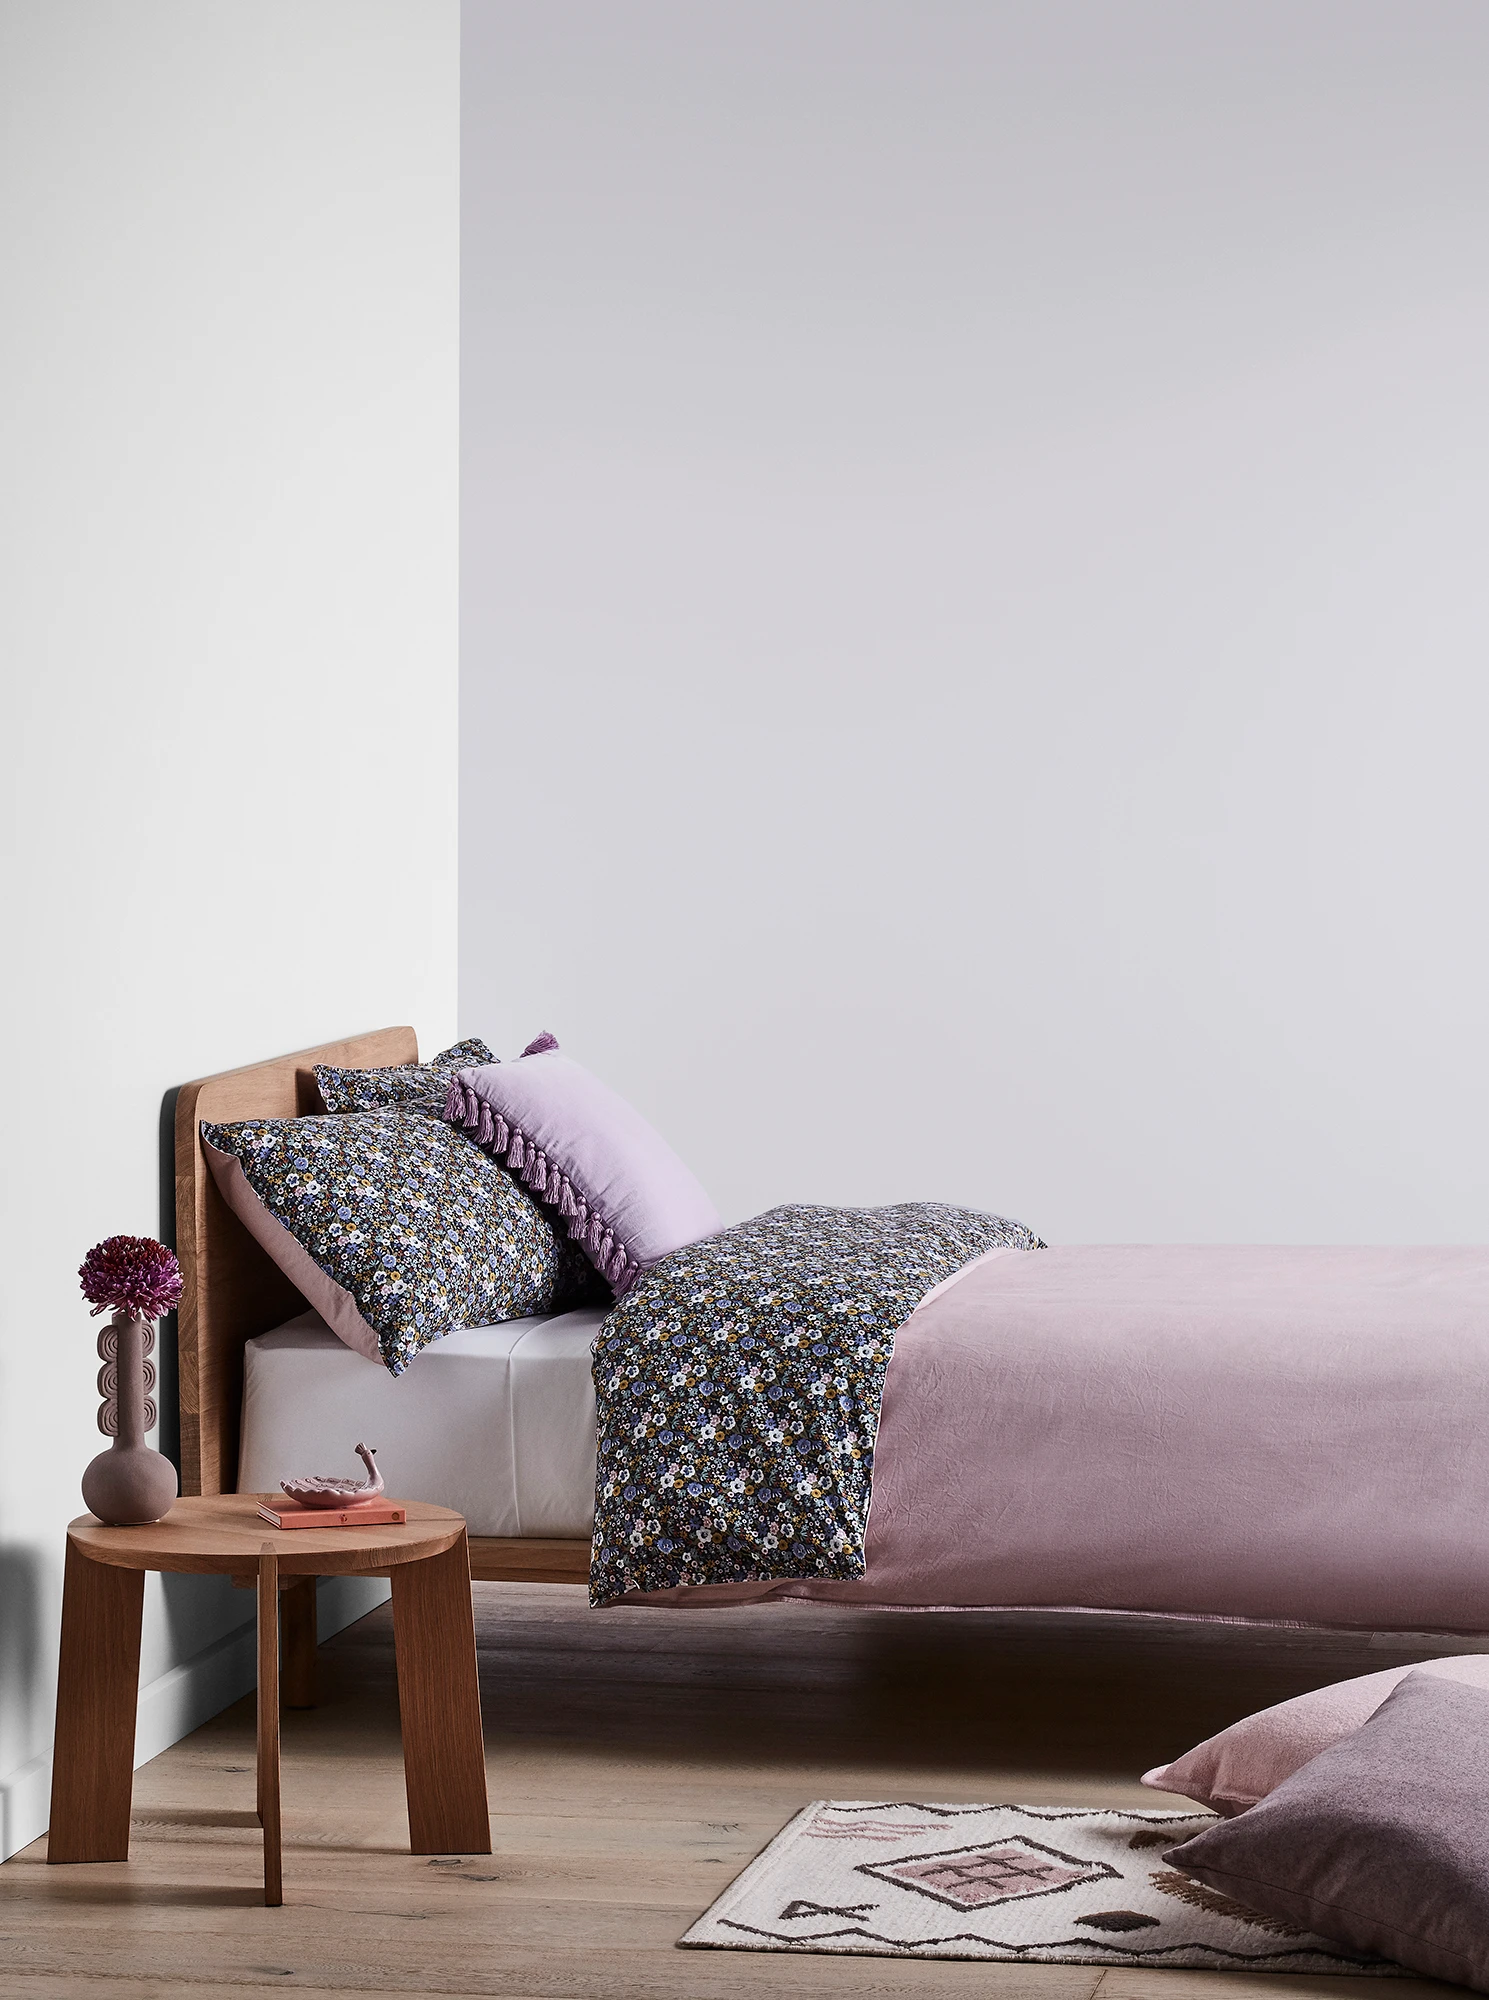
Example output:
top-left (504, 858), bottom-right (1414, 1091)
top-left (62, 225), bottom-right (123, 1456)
top-left (1163, 1673), bottom-right (1489, 1989)
top-left (1143, 1652), bottom-right (1489, 1814)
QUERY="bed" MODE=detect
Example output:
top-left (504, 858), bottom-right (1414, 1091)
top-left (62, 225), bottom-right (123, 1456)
top-left (177, 1029), bottom-right (1489, 1635)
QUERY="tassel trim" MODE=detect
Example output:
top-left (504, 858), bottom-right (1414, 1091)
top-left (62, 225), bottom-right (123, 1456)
top-left (442, 1076), bottom-right (639, 1292)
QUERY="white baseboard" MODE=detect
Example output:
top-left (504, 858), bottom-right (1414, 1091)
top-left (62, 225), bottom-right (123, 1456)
top-left (0, 1751), bottom-right (51, 1865)
top-left (0, 1573), bottom-right (389, 1862)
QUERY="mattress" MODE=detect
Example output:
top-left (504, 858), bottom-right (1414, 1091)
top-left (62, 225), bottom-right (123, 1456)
top-left (239, 1307), bottom-right (604, 1537)
top-left (244, 1245), bottom-right (1489, 1633)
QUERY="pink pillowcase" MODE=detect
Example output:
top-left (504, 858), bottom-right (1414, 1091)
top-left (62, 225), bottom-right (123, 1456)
top-left (1142, 1652), bottom-right (1489, 1814)
top-left (442, 1035), bottom-right (721, 1293)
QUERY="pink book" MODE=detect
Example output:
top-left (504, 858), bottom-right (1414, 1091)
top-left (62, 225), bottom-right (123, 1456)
top-left (257, 1500), bottom-right (408, 1530)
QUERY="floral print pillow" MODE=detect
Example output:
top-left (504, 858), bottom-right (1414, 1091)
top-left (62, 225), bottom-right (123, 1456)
top-left (314, 1038), bottom-right (496, 1117)
top-left (201, 1107), bottom-right (598, 1375)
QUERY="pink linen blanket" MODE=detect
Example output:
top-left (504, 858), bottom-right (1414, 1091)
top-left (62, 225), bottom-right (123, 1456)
top-left (636, 1244), bottom-right (1489, 1632)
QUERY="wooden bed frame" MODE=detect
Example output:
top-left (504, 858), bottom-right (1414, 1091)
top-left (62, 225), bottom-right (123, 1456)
top-left (174, 1027), bottom-right (590, 1589)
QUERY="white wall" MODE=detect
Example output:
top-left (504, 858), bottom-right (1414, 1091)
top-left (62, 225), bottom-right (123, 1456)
top-left (0, 1), bottom-right (459, 1860)
top-left (461, 1), bottom-right (1489, 1245)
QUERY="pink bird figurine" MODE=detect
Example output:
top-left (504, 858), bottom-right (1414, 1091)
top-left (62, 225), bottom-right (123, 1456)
top-left (281, 1443), bottom-right (385, 1510)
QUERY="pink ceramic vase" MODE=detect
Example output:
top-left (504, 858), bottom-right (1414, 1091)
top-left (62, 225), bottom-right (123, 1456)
top-left (81, 1311), bottom-right (178, 1525)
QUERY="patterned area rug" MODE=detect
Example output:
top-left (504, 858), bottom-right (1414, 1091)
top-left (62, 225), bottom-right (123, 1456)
top-left (680, 1802), bottom-right (1406, 1971)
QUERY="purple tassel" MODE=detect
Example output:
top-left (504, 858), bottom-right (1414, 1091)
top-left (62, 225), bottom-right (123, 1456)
top-left (508, 1134), bottom-right (526, 1170)
top-left (527, 1152), bottom-right (548, 1194)
top-left (521, 1031), bottom-right (560, 1057)
top-left (557, 1181), bottom-right (578, 1220)
top-left (443, 1078), bottom-right (464, 1123)
top-left (493, 1116), bottom-right (509, 1151)
top-left (477, 1102), bottom-right (495, 1145)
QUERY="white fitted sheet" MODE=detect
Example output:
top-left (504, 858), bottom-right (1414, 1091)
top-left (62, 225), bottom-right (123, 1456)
top-left (239, 1307), bottom-right (604, 1537)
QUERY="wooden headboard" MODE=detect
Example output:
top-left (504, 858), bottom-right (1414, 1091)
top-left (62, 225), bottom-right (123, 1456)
top-left (173, 1026), bottom-right (417, 1496)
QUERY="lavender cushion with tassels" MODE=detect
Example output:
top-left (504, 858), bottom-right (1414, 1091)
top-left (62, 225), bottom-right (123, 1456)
top-left (442, 1035), bottom-right (721, 1293)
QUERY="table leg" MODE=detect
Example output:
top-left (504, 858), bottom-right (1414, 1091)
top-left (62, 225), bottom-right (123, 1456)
top-left (47, 1540), bottom-right (144, 1863)
top-left (257, 1547), bottom-right (282, 1906)
top-left (281, 1576), bottom-right (317, 1709)
top-left (390, 1533), bottom-right (490, 1855)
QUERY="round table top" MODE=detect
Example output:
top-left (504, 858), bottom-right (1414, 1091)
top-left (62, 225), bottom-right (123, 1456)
top-left (67, 1493), bottom-right (468, 1576)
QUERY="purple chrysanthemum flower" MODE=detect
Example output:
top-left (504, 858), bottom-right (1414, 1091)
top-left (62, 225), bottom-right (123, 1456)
top-left (78, 1234), bottom-right (183, 1321)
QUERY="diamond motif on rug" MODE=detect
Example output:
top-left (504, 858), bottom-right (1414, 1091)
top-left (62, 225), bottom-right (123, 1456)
top-left (859, 1835), bottom-right (1116, 1910)
top-left (678, 1803), bottom-right (1410, 1971)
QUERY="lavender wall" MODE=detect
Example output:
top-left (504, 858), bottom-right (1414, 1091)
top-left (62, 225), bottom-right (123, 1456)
top-left (461, 1), bottom-right (1489, 1242)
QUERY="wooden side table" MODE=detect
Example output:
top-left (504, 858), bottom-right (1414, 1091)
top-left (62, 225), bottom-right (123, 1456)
top-left (47, 1495), bottom-right (491, 1904)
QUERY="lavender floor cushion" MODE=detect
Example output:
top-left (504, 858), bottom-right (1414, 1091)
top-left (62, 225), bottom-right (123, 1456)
top-left (1144, 1653), bottom-right (1489, 1815)
top-left (443, 1037), bottom-right (720, 1292)
top-left (1165, 1673), bottom-right (1489, 1990)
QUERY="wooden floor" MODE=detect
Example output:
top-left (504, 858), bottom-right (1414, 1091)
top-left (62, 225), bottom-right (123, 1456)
top-left (1, 1585), bottom-right (1457, 1998)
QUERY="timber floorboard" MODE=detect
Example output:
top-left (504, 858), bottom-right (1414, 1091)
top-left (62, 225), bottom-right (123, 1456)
top-left (1, 1584), bottom-right (1461, 1997)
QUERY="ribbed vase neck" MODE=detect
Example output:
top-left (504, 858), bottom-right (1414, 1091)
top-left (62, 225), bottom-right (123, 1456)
top-left (113, 1311), bottom-right (148, 1449)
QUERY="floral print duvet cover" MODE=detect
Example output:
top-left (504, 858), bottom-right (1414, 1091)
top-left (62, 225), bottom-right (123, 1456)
top-left (589, 1202), bottom-right (1043, 1605)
